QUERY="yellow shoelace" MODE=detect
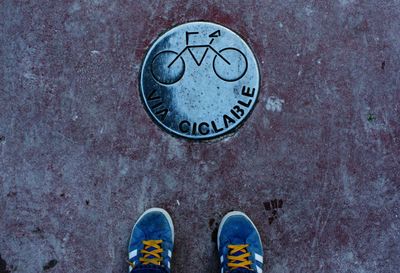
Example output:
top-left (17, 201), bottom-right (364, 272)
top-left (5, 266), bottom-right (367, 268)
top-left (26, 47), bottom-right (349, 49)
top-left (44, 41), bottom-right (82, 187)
top-left (140, 240), bottom-right (164, 265)
top-left (227, 244), bottom-right (253, 270)
top-left (128, 240), bottom-right (164, 268)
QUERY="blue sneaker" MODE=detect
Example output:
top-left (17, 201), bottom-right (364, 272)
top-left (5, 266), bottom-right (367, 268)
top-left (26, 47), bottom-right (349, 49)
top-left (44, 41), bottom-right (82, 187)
top-left (218, 211), bottom-right (264, 273)
top-left (128, 208), bottom-right (174, 273)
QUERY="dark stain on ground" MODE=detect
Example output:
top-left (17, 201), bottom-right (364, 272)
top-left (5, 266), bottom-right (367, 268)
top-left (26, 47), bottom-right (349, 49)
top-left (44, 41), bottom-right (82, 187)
top-left (381, 61), bottom-right (385, 70)
top-left (32, 227), bottom-right (44, 238)
top-left (264, 199), bottom-right (284, 225)
top-left (0, 135), bottom-right (5, 143)
top-left (0, 255), bottom-right (11, 273)
top-left (6, 192), bottom-right (16, 198)
top-left (209, 217), bottom-right (220, 243)
top-left (43, 259), bottom-right (58, 271)
top-left (367, 113), bottom-right (376, 122)
top-left (85, 200), bottom-right (90, 205)
top-left (208, 218), bottom-right (215, 228)
top-left (32, 227), bottom-right (42, 233)
top-left (211, 224), bottom-right (219, 243)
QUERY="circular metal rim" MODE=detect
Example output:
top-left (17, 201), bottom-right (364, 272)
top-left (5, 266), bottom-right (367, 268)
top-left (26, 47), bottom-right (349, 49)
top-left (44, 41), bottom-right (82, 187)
top-left (138, 20), bottom-right (261, 141)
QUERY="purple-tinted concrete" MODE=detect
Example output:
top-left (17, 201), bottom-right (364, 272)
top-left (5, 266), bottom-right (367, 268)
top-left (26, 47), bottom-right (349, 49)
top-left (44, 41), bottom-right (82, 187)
top-left (1, 1), bottom-right (399, 273)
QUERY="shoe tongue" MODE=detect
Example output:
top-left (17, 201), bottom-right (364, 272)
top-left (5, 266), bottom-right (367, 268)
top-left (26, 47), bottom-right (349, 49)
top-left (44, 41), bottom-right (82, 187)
top-left (231, 237), bottom-right (246, 245)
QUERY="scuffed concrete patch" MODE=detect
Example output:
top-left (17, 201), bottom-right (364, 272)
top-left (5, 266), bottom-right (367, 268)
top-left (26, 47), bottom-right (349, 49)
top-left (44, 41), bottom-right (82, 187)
top-left (265, 96), bottom-right (285, 112)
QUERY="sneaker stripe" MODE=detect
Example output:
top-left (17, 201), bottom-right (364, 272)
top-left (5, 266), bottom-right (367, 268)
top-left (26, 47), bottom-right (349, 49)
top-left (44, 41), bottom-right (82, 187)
top-left (255, 253), bottom-right (263, 263)
top-left (168, 250), bottom-right (172, 258)
top-left (256, 265), bottom-right (262, 273)
top-left (168, 261), bottom-right (171, 269)
top-left (221, 268), bottom-right (224, 273)
top-left (129, 249), bottom-right (137, 259)
top-left (220, 255), bottom-right (224, 263)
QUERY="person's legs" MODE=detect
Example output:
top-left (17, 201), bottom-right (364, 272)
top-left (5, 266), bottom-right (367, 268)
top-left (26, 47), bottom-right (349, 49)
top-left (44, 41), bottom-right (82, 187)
top-left (218, 211), bottom-right (264, 273)
top-left (128, 208), bottom-right (174, 273)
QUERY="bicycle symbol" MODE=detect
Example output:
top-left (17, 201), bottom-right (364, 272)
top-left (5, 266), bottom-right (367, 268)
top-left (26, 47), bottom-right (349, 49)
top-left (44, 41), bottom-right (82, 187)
top-left (151, 30), bottom-right (248, 85)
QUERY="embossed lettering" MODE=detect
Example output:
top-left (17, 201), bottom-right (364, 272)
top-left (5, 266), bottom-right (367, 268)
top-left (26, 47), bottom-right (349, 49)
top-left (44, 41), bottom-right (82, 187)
top-left (192, 122), bottom-right (197, 135)
top-left (241, 86), bottom-right (255, 97)
top-left (199, 122), bottom-right (210, 135)
top-left (179, 120), bottom-right (190, 133)
top-left (230, 109), bottom-right (240, 119)
top-left (223, 114), bottom-right (235, 128)
top-left (155, 109), bottom-right (168, 121)
top-left (211, 121), bottom-right (223, 133)
top-left (233, 105), bottom-right (245, 117)
top-left (151, 101), bottom-right (163, 110)
top-left (147, 89), bottom-right (161, 101)
top-left (238, 99), bottom-right (252, 108)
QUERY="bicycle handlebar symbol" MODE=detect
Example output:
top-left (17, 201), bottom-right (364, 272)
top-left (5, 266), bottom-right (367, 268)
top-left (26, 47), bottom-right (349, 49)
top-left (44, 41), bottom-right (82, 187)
top-left (151, 30), bottom-right (248, 85)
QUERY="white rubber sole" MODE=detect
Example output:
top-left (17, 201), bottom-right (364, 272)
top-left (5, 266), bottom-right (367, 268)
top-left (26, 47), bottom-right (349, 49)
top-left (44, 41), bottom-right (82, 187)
top-left (131, 207), bottom-right (175, 243)
top-left (217, 211), bottom-right (261, 250)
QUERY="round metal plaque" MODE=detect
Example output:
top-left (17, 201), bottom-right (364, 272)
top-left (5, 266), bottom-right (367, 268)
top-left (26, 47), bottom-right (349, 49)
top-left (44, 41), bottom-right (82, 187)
top-left (140, 21), bottom-right (260, 140)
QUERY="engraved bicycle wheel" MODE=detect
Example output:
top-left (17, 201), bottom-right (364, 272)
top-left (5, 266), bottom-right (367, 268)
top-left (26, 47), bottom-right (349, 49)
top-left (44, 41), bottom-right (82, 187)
top-left (151, 50), bottom-right (185, 85)
top-left (212, 48), bottom-right (248, 82)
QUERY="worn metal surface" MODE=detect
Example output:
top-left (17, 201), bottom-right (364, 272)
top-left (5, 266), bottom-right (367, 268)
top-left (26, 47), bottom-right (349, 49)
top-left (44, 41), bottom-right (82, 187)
top-left (140, 21), bottom-right (259, 140)
top-left (0, 1), bottom-right (399, 273)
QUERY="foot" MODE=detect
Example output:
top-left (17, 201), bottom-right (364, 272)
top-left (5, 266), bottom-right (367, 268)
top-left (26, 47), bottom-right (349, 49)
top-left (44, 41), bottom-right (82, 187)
top-left (128, 208), bottom-right (174, 273)
top-left (218, 211), bottom-right (263, 273)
